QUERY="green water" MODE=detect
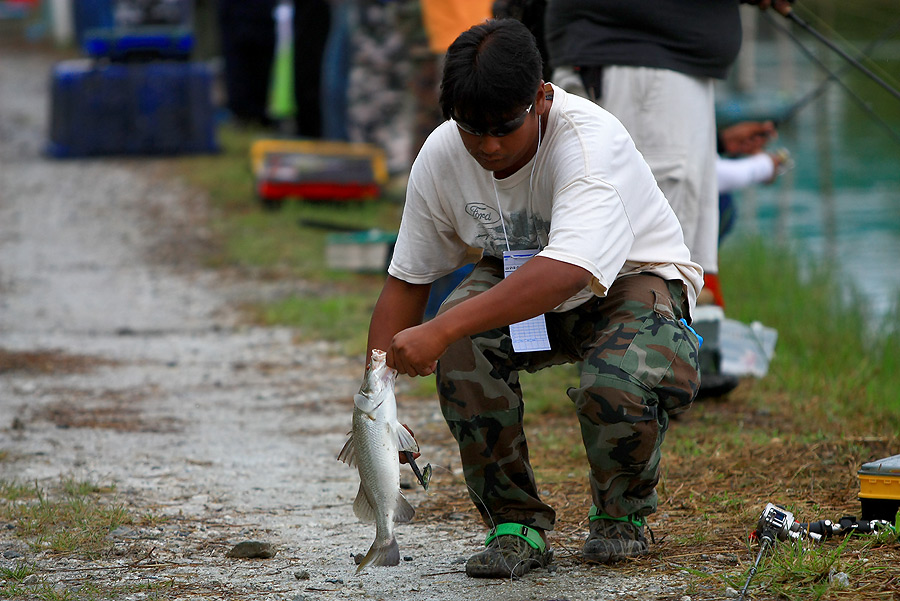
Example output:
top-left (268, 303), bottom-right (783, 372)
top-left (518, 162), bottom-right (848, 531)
top-left (716, 3), bottom-right (900, 317)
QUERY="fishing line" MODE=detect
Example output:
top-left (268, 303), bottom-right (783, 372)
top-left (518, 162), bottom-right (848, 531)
top-left (777, 8), bottom-right (900, 103)
top-left (426, 462), bottom-right (538, 580)
top-left (426, 463), bottom-right (499, 533)
top-left (764, 11), bottom-right (900, 147)
top-left (491, 113), bottom-right (542, 254)
top-left (797, 8), bottom-right (900, 95)
top-left (775, 16), bottom-right (900, 126)
top-left (782, 4), bottom-right (900, 105)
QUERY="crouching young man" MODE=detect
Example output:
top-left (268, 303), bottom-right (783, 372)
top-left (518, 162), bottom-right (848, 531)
top-left (365, 18), bottom-right (703, 578)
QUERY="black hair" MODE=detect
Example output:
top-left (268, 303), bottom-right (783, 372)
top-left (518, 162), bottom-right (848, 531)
top-left (439, 18), bottom-right (543, 131)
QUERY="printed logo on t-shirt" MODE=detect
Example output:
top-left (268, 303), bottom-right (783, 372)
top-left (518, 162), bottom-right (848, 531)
top-left (465, 203), bottom-right (500, 225)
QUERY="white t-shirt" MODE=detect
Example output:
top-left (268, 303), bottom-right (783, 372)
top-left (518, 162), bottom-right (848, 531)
top-left (389, 84), bottom-right (703, 312)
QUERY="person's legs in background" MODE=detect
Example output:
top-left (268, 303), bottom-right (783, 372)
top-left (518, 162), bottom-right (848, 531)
top-left (293, 0), bottom-right (330, 138)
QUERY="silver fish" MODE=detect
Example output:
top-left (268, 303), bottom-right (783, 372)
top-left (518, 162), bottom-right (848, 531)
top-left (338, 349), bottom-right (418, 572)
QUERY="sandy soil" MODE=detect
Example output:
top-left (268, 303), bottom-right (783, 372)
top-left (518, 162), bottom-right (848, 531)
top-left (0, 44), bottom-right (700, 601)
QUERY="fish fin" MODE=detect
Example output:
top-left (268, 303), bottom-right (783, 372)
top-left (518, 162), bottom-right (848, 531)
top-left (352, 484), bottom-right (377, 523)
top-left (355, 536), bottom-right (400, 572)
top-left (393, 492), bottom-right (415, 524)
top-left (337, 433), bottom-right (356, 467)
top-left (393, 421), bottom-right (419, 454)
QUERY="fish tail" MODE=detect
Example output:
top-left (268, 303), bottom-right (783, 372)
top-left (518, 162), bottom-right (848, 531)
top-left (355, 537), bottom-right (400, 572)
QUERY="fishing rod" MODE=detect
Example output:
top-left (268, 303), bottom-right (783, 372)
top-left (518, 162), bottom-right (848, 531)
top-left (764, 11), bottom-right (900, 147)
top-left (780, 7), bottom-right (900, 103)
top-left (775, 16), bottom-right (900, 126)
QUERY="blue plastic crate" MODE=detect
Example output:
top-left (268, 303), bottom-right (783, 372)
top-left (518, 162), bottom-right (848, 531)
top-left (47, 59), bottom-right (219, 157)
top-left (83, 26), bottom-right (194, 61)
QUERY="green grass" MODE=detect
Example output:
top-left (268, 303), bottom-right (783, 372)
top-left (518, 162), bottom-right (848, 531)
top-left (0, 478), bottom-right (175, 599)
top-left (0, 576), bottom-right (176, 601)
top-left (720, 235), bottom-right (900, 430)
top-left (0, 564), bottom-right (32, 579)
top-left (173, 124), bottom-right (404, 280)
top-left (255, 288), bottom-right (381, 355)
top-left (520, 363), bottom-right (582, 418)
top-left (728, 529), bottom-right (900, 601)
top-left (0, 478), bottom-right (132, 559)
top-left (215, 200), bottom-right (400, 279)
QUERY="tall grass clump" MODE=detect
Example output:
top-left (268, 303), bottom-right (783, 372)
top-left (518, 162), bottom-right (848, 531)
top-left (720, 235), bottom-right (900, 431)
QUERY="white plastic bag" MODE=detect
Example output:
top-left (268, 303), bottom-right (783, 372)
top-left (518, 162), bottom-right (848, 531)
top-left (693, 306), bottom-right (778, 378)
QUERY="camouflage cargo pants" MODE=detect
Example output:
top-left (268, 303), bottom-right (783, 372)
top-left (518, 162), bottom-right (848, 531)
top-left (435, 257), bottom-right (701, 532)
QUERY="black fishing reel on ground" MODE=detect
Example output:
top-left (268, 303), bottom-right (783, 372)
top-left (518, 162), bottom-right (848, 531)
top-left (738, 504), bottom-right (819, 601)
top-left (738, 503), bottom-right (897, 601)
top-left (752, 503), bottom-right (823, 545)
top-left (750, 502), bottom-right (897, 547)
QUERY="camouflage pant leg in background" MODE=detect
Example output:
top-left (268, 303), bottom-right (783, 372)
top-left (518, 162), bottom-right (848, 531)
top-left (435, 258), bottom-right (701, 531)
top-left (347, 0), bottom-right (420, 174)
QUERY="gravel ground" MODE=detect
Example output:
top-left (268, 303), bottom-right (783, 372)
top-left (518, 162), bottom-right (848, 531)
top-left (0, 43), bottom-right (702, 601)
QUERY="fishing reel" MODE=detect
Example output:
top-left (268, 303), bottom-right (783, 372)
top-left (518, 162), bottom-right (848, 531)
top-left (739, 503), bottom-right (897, 601)
top-left (753, 503), bottom-right (823, 545)
top-left (739, 503), bottom-right (820, 601)
top-left (754, 502), bottom-right (897, 543)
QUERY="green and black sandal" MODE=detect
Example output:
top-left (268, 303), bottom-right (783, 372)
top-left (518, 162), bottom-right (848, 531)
top-left (465, 523), bottom-right (553, 578)
top-left (582, 506), bottom-right (650, 563)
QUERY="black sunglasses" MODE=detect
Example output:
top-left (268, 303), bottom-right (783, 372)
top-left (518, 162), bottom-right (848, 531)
top-left (453, 104), bottom-right (533, 138)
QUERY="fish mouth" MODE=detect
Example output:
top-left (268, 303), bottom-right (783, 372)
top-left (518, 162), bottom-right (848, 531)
top-left (365, 398), bottom-right (385, 419)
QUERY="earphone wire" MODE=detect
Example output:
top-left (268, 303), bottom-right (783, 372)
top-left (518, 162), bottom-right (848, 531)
top-left (492, 113), bottom-right (542, 254)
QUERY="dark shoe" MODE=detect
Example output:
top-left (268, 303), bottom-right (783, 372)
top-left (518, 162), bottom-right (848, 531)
top-left (697, 371), bottom-right (740, 399)
top-left (466, 524), bottom-right (553, 578)
top-left (582, 514), bottom-right (649, 563)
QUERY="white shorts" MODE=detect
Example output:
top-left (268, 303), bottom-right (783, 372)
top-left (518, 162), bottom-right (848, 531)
top-left (553, 65), bottom-right (719, 273)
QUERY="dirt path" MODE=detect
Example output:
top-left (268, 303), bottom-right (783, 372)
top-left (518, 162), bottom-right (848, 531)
top-left (0, 44), bottom-right (695, 601)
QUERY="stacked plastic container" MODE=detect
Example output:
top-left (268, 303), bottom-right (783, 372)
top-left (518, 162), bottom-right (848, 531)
top-left (858, 454), bottom-right (900, 521)
top-left (48, 0), bottom-right (218, 157)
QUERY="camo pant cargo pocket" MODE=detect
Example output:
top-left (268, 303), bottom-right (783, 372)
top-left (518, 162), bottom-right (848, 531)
top-left (616, 280), bottom-right (702, 415)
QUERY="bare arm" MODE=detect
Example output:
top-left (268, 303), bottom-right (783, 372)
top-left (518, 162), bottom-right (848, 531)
top-left (387, 256), bottom-right (592, 376)
top-left (366, 275), bottom-right (432, 362)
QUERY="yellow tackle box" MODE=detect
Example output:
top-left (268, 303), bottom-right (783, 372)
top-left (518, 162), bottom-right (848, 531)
top-left (858, 453), bottom-right (900, 522)
top-left (249, 139), bottom-right (388, 209)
